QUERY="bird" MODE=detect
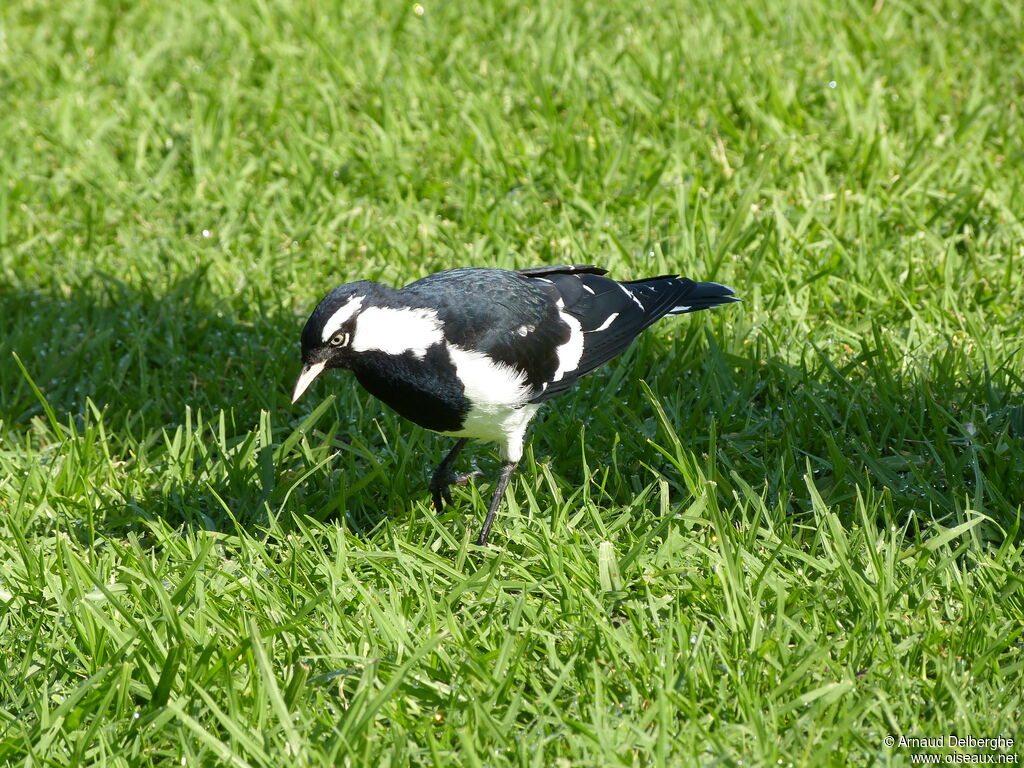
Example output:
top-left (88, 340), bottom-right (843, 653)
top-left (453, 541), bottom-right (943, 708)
top-left (292, 264), bottom-right (739, 546)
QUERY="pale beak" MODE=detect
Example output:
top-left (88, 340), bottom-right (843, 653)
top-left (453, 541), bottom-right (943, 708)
top-left (291, 361), bottom-right (326, 403)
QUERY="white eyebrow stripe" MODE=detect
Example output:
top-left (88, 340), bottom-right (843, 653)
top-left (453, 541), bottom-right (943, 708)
top-left (588, 312), bottom-right (619, 333)
top-left (350, 305), bottom-right (443, 358)
top-left (321, 296), bottom-right (365, 341)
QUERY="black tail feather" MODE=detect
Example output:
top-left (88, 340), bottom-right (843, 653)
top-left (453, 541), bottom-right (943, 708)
top-left (526, 271), bottom-right (740, 403)
top-left (662, 280), bottom-right (740, 314)
top-left (623, 277), bottom-right (739, 324)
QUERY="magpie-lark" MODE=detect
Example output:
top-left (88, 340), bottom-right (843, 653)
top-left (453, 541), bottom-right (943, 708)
top-left (292, 264), bottom-right (738, 545)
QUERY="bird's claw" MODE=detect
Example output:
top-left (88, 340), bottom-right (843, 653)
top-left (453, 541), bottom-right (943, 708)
top-left (452, 470), bottom-right (483, 486)
top-left (431, 483), bottom-right (452, 513)
top-left (430, 470), bottom-right (482, 513)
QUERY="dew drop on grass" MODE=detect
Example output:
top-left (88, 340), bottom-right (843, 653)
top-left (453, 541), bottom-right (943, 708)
top-left (828, 81), bottom-right (837, 89)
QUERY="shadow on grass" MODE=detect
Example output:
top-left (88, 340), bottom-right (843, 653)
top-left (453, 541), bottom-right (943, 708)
top-left (3, 270), bottom-right (1022, 545)
top-left (0, 268), bottom-right (415, 539)
top-left (0, 267), bottom-right (292, 431)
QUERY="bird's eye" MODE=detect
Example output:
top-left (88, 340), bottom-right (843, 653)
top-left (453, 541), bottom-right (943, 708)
top-left (329, 332), bottom-right (348, 347)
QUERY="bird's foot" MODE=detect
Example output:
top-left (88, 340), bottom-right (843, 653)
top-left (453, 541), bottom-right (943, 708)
top-left (430, 470), bottom-right (483, 513)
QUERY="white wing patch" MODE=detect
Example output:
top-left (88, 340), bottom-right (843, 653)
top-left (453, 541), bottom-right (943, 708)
top-left (671, 305), bottom-right (691, 313)
top-left (618, 283), bottom-right (644, 310)
top-left (589, 312), bottom-right (619, 333)
top-left (551, 304), bottom-right (584, 382)
top-left (351, 306), bottom-right (443, 358)
top-left (321, 296), bottom-right (365, 342)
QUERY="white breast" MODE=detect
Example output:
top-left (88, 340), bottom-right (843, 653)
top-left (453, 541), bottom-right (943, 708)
top-left (440, 344), bottom-right (538, 462)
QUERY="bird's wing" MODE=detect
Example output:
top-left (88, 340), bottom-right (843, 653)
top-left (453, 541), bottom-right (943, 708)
top-left (524, 271), bottom-right (738, 401)
top-left (401, 268), bottom-right (571, 396)
top-left (400, 267), bottom-right (736, 403)
top-left (515, 264), bottom-right (608, 278)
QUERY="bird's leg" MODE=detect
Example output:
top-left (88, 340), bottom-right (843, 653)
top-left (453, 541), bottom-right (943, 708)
top-left (430, 438), bottom-right (471, 512)
top-left (475, 460), bottom-right (518, 546)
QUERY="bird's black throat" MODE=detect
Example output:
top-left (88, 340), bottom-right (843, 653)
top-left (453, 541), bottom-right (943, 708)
top-left (350, 345), bottom-right (469, 433)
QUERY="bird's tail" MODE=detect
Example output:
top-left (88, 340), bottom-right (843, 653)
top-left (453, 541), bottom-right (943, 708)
top-left (622, 276), bottom-right (740, 321)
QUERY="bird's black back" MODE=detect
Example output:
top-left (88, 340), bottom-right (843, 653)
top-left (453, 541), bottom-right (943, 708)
top-left (398, 264), bottom-right (737, 402)
top-left (399, 268), bottom-right (571, 391)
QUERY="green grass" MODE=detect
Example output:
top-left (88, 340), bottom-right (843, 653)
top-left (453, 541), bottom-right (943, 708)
top-left (1, 0), bottom-right (1023, 764)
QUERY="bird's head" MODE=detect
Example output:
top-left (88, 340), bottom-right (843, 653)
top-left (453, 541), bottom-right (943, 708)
top-left (292, 281), bottom-right (378, 403)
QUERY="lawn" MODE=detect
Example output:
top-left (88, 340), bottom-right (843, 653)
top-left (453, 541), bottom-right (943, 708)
top-left (1, 0), bottom-right (1023, 765)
